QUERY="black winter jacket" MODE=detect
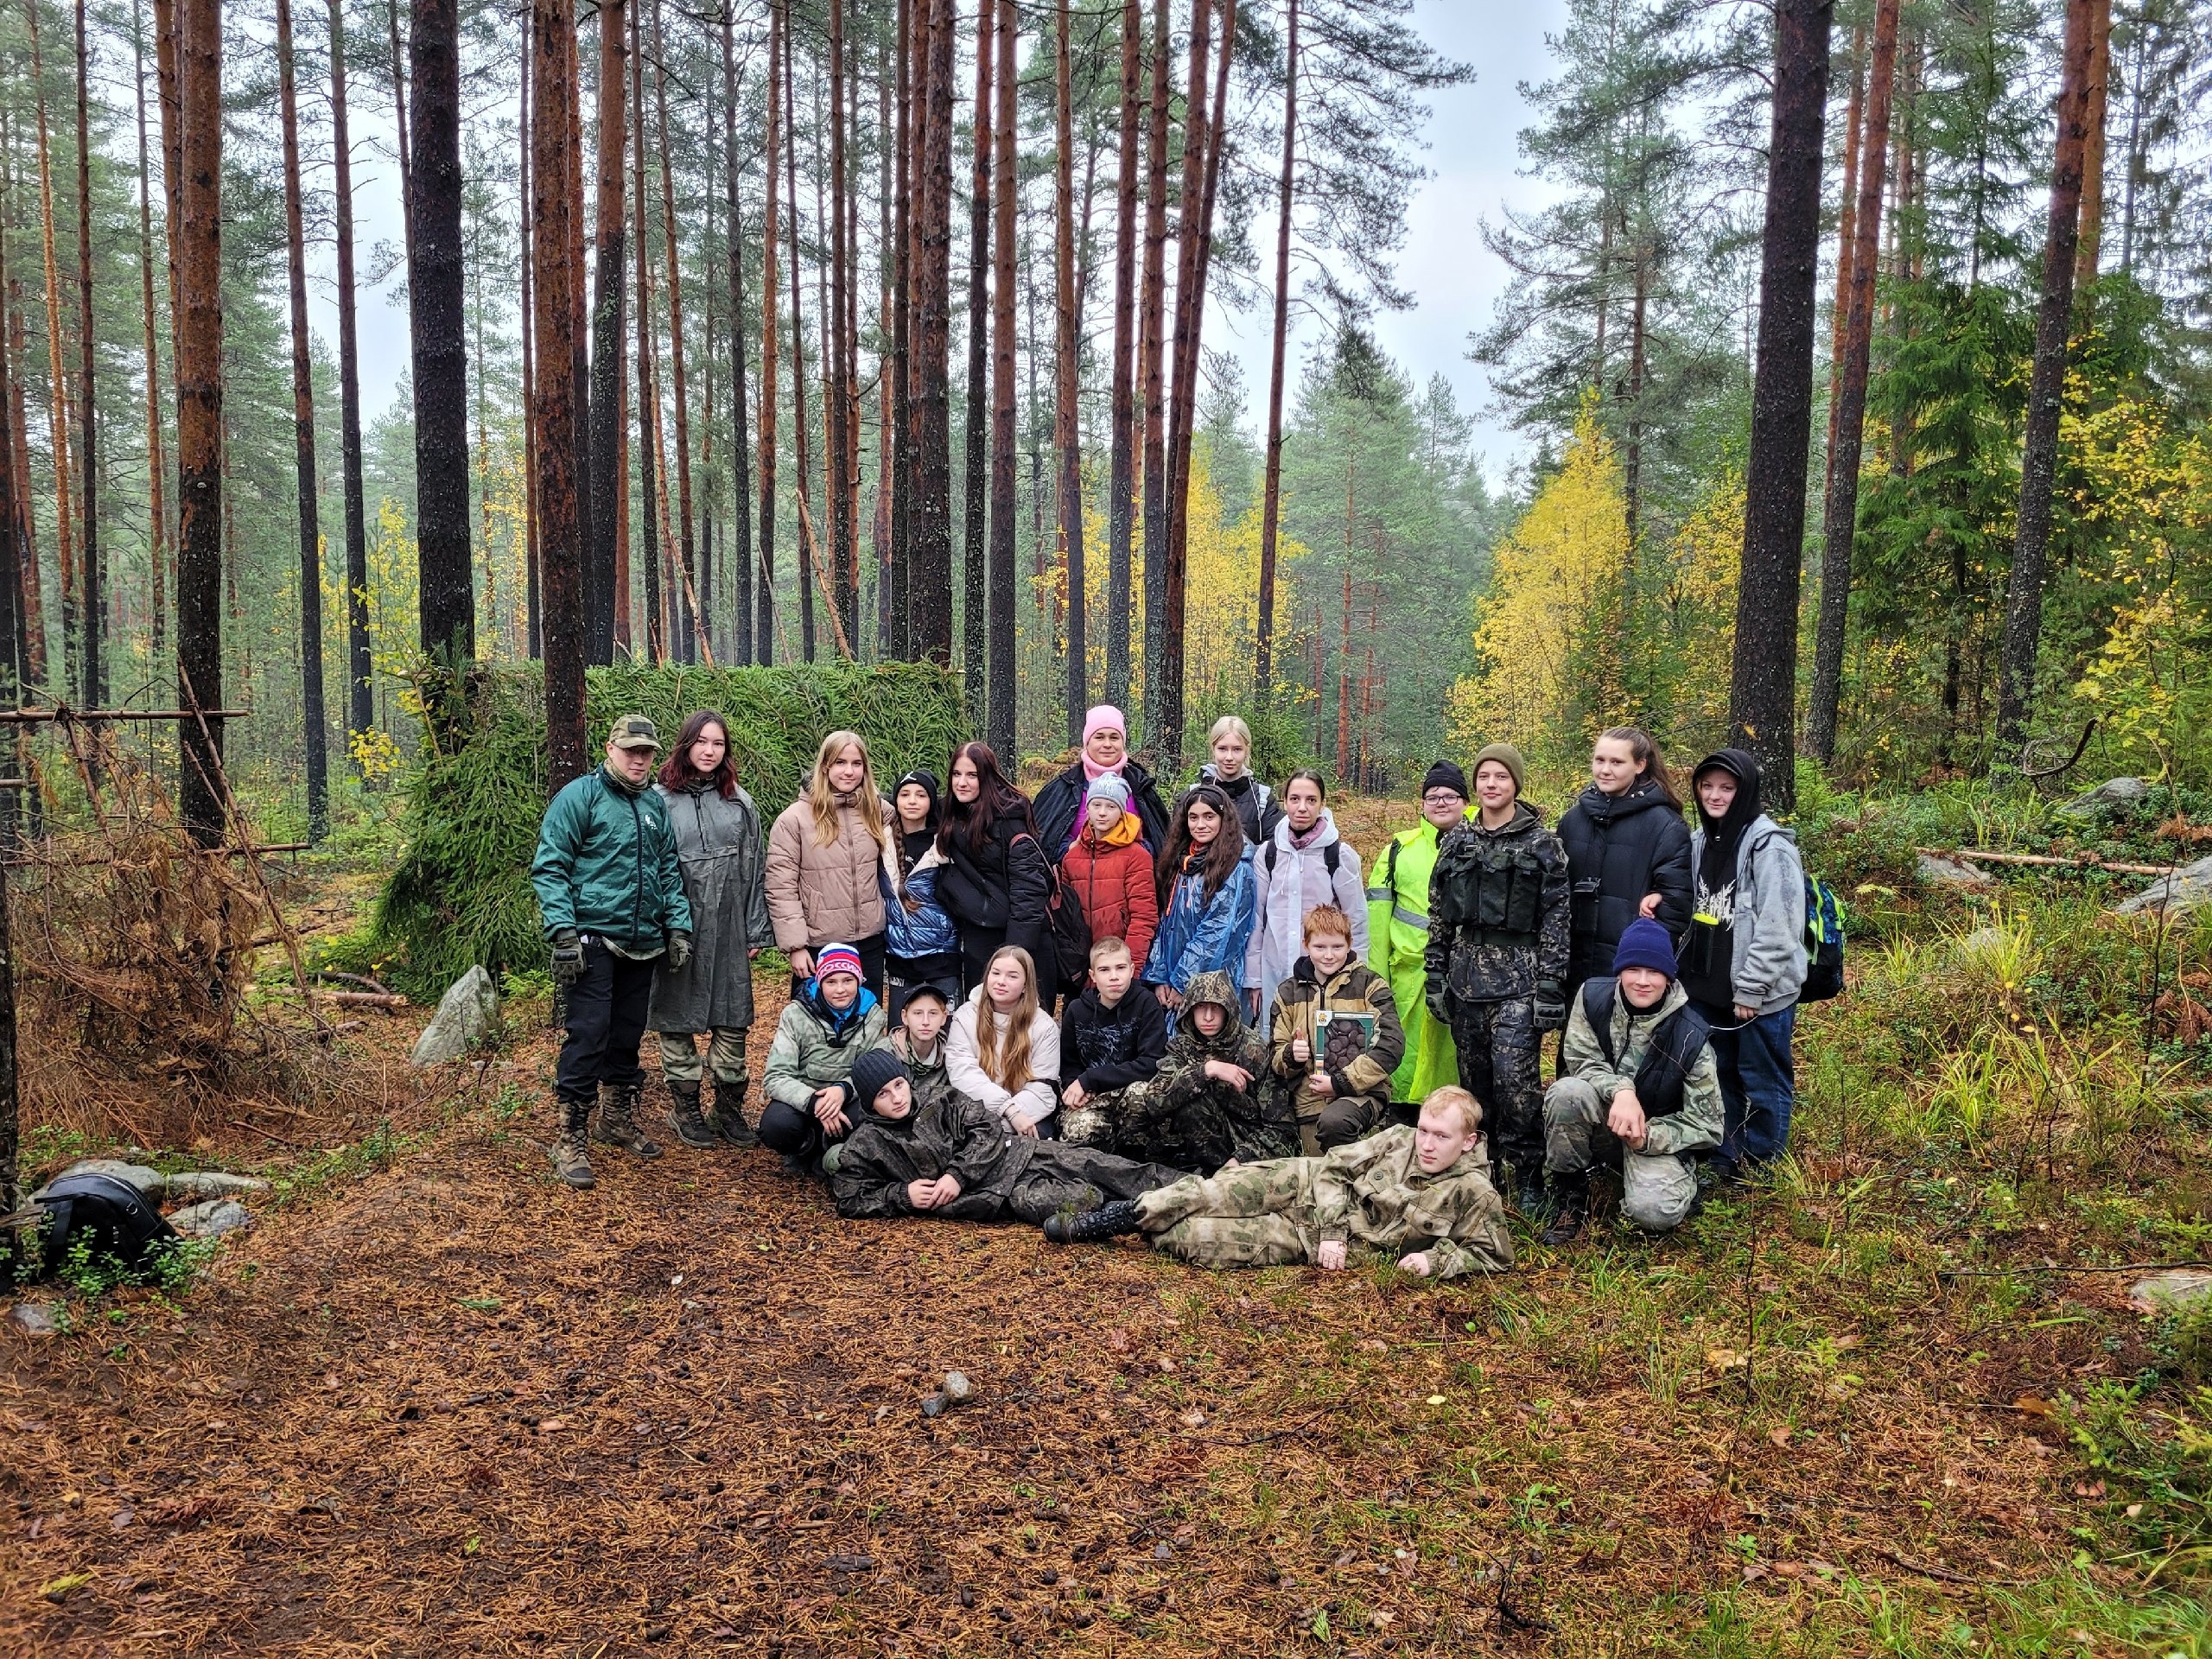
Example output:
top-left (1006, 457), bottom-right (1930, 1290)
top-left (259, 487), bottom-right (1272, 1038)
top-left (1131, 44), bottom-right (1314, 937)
top-left (1033, 759), bottom-right (1173, 860)
top-left (830, 1091), bottom-right (1038, 1220)
top-left (938, 807), bottom-right (1052, 963)
top-left (1555, 777), bottom-right (1694, 984)
top-left (1060, 984), bottom-right (1169, 1094)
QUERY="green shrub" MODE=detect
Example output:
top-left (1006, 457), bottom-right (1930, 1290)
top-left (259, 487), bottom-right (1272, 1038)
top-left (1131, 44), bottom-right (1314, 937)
top-left (351, 661), bottom-right (967, 998)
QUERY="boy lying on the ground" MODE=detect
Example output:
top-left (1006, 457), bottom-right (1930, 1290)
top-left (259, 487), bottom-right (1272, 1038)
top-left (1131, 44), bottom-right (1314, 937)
top-left (830, 1050), bottom-right (1185, 1224)
top-left (1044, 1085), bottom-right (1513, 1277)
top-left (1113, 969), bottom-right (1298, 1173)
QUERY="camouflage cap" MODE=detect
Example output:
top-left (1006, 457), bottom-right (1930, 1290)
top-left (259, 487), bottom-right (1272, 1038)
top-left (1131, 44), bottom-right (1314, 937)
top-left (607, 714), bottom-right (663, 751)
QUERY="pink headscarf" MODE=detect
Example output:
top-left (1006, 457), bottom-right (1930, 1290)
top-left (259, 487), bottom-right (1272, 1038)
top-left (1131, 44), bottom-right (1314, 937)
top-left (1080, 705), bottom-right (1128, 782)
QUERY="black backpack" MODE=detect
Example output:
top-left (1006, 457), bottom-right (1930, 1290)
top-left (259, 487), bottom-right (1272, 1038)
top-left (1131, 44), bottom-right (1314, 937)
top-left (1018, 833), bottom-right (1094, 986)
top-left (18, 1172), bottom-right (179, 1283)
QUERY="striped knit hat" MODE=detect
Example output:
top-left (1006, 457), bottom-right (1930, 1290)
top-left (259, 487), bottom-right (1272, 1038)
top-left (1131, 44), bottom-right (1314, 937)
top-left (814, 942), bottom-right (865, 982)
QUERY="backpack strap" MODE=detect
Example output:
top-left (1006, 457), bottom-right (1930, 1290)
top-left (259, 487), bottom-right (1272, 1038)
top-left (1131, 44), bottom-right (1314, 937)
top-left (1323, 842), bottom-right (1342, 879)
top-left (1263, 841), bottom-right (1278, 875)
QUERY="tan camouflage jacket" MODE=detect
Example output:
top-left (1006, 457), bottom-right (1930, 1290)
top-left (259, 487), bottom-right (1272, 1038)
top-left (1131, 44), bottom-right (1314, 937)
top-left (1308, 1125), bottom-right (1514, 1278)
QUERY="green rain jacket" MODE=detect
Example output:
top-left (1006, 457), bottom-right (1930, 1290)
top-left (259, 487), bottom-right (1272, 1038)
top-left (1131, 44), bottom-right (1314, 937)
top-left (531, 764), bottom-right (694, 951)
top-left (1364, 815), bottom-right (1468, 1103)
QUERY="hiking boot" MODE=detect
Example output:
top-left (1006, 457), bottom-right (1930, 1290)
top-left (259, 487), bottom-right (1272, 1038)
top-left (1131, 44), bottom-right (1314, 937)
top-left (1512, 1168), bottom-right (1550, 1220)
top-left (1700, 1156), bottom-right (1745, 1195)
top-left (778, 1153), bottom-right (814, 1179)
top-left (665, 1079), bottom-right (716, 1150)
top-left (710, 1081), bottom-right (760, 1148)
top-left (1539, 1173), bottom-right (1588, 1247)
top-left (1043, 1198), bottom-right (1144, 1244)
top-left (550, 1097), bottom-right (596, 1190)
top-left (594, 1084), bottom-right (663, 1159)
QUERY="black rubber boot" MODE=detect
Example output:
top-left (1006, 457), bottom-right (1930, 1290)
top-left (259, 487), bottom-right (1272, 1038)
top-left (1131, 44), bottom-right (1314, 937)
top-left (666, 1079), bottom-right (716, 1150)
top-left (1512, 1166), bottom-right (1551, 1221)
top-left (710, 1080), bottom-right (760, 1148)
top-left (594, 1083), bottom-right (663, 1159)
top-left (1540, 1173), bottom-right (1589, 1246)
top-left (1043, 1198), bottom-right (1144, 1244)
top-left (550, 1096), bottom-right (595, 1189)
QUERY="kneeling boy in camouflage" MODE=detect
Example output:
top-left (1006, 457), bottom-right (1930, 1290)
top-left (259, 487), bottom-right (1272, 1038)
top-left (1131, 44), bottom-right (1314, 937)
top-left (831, 1051), bottom-right (1183, 1224)
top-left (1044, 1086), bottom-right (1513, 1278)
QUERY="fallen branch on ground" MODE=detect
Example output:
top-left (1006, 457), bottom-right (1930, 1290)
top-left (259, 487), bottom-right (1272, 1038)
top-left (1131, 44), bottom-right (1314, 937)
top-left (1919, 846), bottom-right (2171, 877)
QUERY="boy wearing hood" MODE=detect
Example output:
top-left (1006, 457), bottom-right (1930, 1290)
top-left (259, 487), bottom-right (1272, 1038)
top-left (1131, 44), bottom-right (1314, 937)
top-left (1116, 970), bottom-right (1297, 1172)
top-left (883, 770), bottom-right (963, 1020)
top-left (831, 1051), bottom-right (1183, 1223)
top-left (1059, 772), bottom-right (1160, 972)
top-left (1268, 906), bottom-right (1404, 1154)
top-left (1426, 742), bottom-right (1572, 1214)
top-left (1683, 748), bottom-right (1806, 1184)
top-left (1043, 1086), bottom-right (1514, 1278)
top-left (1541, 918), bottom-right (1723, 1239)
top-left (757, 942), bottom-right (891, 1170)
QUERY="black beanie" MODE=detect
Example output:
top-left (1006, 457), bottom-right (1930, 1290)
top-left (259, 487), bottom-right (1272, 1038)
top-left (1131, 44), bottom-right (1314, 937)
top-left (849, 1048), bottom-right (912, 1113)
top-left (1421, 760), bottom-right (1469, 800)
top-left (893, 769), bottom-right (943, 822)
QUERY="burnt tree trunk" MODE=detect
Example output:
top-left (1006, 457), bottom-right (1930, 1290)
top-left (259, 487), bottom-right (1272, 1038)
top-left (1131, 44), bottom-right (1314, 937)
top-left (175, 0), bottom-right (223, 844)
top-left (1806, 0), bottom-right (1897, 764)
top-left (277, 0), bottom-right (327, 837)
top-left (533, 0), bottom-right (587, 787)
top-left (1995, 0), bottom-right (2095, 753)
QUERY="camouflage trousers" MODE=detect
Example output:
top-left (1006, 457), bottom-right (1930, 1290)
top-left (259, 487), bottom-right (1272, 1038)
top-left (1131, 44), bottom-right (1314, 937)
top-left (1133, 1159), bottom-right (1321, 1268)
top-left (1005, 1144), bottom-right (1185, 1225)
top-left (1449, 995), bottom-right (1544, 1179)
top-left (1057, 1084), bottom-right (1147, 1152)
top-left (1543, 1077), bottom-right (1698, 1232)
top-left (658, 1027), bottom-right (750, 1087)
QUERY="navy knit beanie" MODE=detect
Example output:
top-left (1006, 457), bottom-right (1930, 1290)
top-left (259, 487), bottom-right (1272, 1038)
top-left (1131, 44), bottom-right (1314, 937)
top-left (1611, 917), bottom-right (1678, 980)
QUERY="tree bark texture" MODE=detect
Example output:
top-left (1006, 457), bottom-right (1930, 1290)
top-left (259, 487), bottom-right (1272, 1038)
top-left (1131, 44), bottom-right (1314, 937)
top-left (329, 0), bottom-right (373, 739)
top-left (758, 0), bottom-right (781, 663)
top-left (1255, 0), bottom-right (1296, 696)
top-left (2075, 0), bottom-right (2112, 289)
top-left (986, 0), bottom-right (1018, 760)
top-left (722, 6), bottom-right (755, 666)
top-left (276, 0), bottom-right (327, 839)
top-left (532, 0), bottom-right (587, 788)
top-left (960, 0), bottom-right (992, 710)
top-left (410, 0), bottom-right (474, 683)
top-left (632, 0), bottom-right (664, 664)
top-left (1727, 0), bottom-right (1832, 811)
top-left (587, 0), bottom-right (627, 666)
top-left (782, 7), bottom-right (815, 663)
top-left (1055, 0), bottom-right (1086, 741)
top-left (27, 0), bottom-right (74, 696)
top-left (1103, 0), bottom-right (1141, 710)
top-left (1136, 0), bottom-right (1170, 741)
top-left (73, 0), bottom-right (99, 711)
top-left (910, 0), bottom-right (955, 666)
top-left (1995, 0), bottom-right (2095, 751)
top-left (133, 0), bottom-right (168, 664)
top-left (174, 0), bottom-right (222, 844)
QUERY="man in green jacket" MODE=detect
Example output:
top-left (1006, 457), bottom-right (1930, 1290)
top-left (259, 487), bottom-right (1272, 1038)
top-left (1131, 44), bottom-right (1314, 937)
top-left (531, 715), bottom-right (695, 1189)
top-left (1366, 762), bottom-right (1474, 1105)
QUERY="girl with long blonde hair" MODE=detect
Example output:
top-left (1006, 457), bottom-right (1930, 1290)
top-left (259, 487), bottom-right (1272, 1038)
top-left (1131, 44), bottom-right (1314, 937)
top-left (946, 945), bottom-right (1061, 1135)
top-left (766, 729), bottom-right (898, 995)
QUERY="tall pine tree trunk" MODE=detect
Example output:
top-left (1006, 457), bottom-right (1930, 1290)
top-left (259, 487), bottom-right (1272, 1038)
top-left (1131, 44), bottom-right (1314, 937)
top-left (887, 0), bottom-right (912, 659)
top-left (519, 38), bottom-right (541, 657)
top-left (826, 0), bottom-right (856, 650)
top-left (73, 0), bottom-right (99, 710)
top-left (1727, 0), bottom-right (1832, 810)
top-left (1822, 23), bottom-right (1865, 497)
top-left (133, 0), bottom-right (168, 666)
top-left (908, 0), bottom-right (954, 665)
top-left (1103, 0), bottom-right (1140, 710)
top-left (388, 0), bottom-right (414, 262)
top-left (1255, 0), bottom-right (1295, 696)
top-left (632, 1), bottom-right (664, 664)
top-left (2075, 0), bottom-right (2112, 292)
top-left (276, 0), bottom-right (327, 838)
top-left (1055, 0), bottom-right (1086, 740)
top-left (1136, 0), bottom-right (1170, 739)
top-left (1807, 0), bottom-right (1897, 764)
top-left (758, 0), bottom-right (781, 663)
top-left (587, 0), bottom-right (627, 666)
top-left (986, 0), bottom-right (1018, 759)
top-left (410, 0), bottom-right (474, 694)
top-left (532, 0), bottom-right (587, 787)
top-left (722, 5), bottom-right (755, 665)
top-left (1995, 0), bottom-right (2095, 753)
top-left (329, 0), bottom-right (373, 738)
top-left (784, 9), bottom-right (816, 662)
top-left (960, 0), bottom-right (992, 711)
top-left (650, 0), bottom-right (703, 664)
top-left (27, 0), bottom-right (75, 696)
top-left (174, 0), bottom-right (223, 843)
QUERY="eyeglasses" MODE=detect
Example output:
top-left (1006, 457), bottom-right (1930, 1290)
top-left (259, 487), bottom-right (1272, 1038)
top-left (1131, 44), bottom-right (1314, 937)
top-left (1422, 792), bottom-right (1465, 807)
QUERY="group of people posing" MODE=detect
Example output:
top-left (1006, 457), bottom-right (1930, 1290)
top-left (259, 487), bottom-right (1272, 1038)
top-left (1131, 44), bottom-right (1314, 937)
top-left (528, 705), bottom-right (1810, 1274)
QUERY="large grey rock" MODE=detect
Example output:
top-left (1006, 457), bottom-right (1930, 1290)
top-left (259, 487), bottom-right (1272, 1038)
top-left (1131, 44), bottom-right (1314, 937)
top-left (1917, 853), bottom-right (1995, 891)
top-left (164, 1171), bottom-right (269, 1200)
top-left (410, 964), bottom-right (500, 1067)
top-left (2129, 1269), bottom-right (2212, 1318)
top-left (2060, 777), bottom-right (2150, 817)
top-left (39, 1159), bottom-right (166, 1198)
top-left (8, 1301), bottom-right (60, 1336)
top-left (2114, 855), bottom-right (2212, 918)
top-left (167, 1199), bottom-right (252, 1239)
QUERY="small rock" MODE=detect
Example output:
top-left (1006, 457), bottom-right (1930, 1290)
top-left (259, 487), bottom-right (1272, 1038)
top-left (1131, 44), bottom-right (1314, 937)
top-left (44, 1159), bottom-right (167, 1198)
top-left (8, 1302), bottom-right (60, 1337)
top-left (2129, 1269), bottom-right (2212, 1318)
top-left (1917, 853), bottom-right (1994, 891)
top-left (163, 1172), bottom-right (269, 1200)
top-left (167, 1199), bottom-right (252, 1239)
top-left (1955, 926), bottom-right (2009, 957)
top-left (2060, 776), bottom-right (2150, 817)
top-left (940, 1370), bottom-right (973, 1404)
top-left (920, 1394), bottom-right (947, 1419)
top-left (410, 964), bottom-right (500, 1067)
top-left (1154, 1541), bottom-right (1173, 1560)
top-left (2115, 855), bottom-right (2212, 918)
top-left (824, 1554), bottom-right (875, 1573)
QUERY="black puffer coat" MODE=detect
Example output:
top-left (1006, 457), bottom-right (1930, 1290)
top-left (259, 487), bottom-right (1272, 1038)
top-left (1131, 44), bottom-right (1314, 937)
top-left (938, 806), bottom-right (1052, 965)
top-left (1554, 776), bottom-right (1693, 984)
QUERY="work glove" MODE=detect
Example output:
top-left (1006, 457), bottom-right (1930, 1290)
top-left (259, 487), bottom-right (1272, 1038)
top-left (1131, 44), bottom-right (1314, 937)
top-left (550, 928), bottom-right (586, 989)
top-left (1425, 981), bottom-right (1450, 1025)
top-left (1533, 980), bottom-right (1567, 1032)
top-left (666, 930), bottom-right (694, 972)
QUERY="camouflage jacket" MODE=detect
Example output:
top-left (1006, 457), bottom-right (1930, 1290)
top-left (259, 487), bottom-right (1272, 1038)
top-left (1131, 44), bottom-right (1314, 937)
top-left (1309, 1125), bottom-right (1514, 1277)
top-left (890, 1030), bottom-right (957, 1118)
top-left (1267, 958), bottom-right (1405, 1119)
top-left (1426, 803), bottom-right (1572, 1004)
top-left (830, 1090), bottom-right (1037, 1220)
top-left (1559, 977), bottom-right (1723, 1159)
top-left (1141, 969), bottom-right (1300, 1164)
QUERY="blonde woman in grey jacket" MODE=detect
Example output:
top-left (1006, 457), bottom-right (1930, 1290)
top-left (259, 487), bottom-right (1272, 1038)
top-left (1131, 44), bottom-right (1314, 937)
top-left (1681, 748), bottom-right (1806, 1185)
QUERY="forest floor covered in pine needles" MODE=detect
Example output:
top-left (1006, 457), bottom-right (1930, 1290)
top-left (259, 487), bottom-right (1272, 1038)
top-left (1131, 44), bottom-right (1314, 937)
top-left (4, 801), bottom-right (2211, 1656)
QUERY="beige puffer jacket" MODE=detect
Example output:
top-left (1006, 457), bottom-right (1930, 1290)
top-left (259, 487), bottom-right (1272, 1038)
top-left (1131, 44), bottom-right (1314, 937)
top-left (766, 794), bottom-right (894, 951)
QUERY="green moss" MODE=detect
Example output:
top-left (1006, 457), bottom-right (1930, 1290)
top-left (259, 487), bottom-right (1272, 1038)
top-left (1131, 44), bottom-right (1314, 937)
top-left (353, 661), bottom-right (966, 998)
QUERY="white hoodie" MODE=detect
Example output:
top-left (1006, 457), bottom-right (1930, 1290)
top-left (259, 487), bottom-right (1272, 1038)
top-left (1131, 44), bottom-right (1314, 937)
top-left (945, 987), bottom-right (1061, 1129)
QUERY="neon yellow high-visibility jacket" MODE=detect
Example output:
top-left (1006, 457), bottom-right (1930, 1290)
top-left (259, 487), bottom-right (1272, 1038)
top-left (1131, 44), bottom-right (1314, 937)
top-left (1365, 814), bottom-right (1469, 1104)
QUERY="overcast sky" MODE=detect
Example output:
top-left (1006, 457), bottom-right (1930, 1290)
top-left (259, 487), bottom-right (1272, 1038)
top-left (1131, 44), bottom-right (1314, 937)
top-left (323, 0), bottom-right (1567, 483)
